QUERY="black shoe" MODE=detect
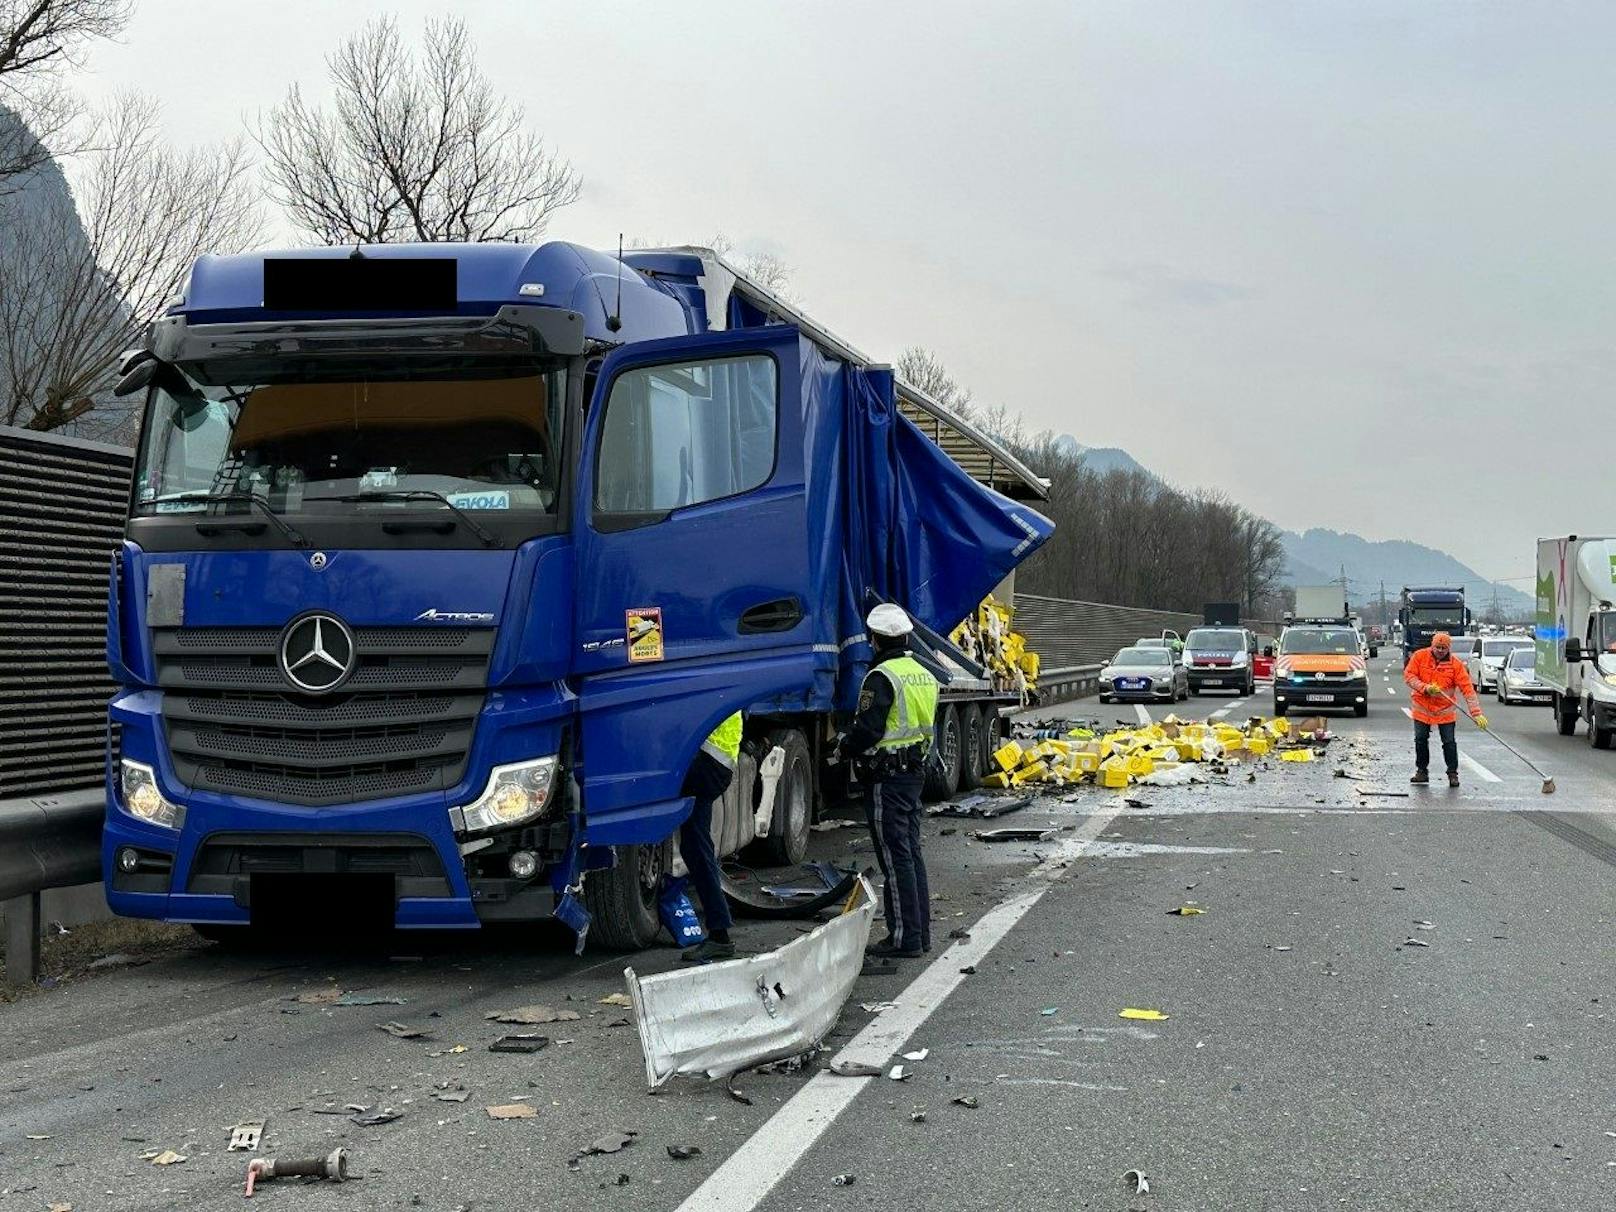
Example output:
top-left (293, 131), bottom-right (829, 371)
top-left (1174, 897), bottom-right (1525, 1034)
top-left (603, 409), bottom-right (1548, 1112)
top-left (1447, 771), bottom-right (1460, 788)
top-left (681, 938), bottom-right (736, 964)
top-left (866, 939), bottom-right (924, 959)
top-left (1410, 770), bottom-right (1429, 785)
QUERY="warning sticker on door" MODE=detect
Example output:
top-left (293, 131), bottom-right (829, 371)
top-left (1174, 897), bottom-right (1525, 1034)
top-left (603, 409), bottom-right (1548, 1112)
top-left (626, 607), bottom-right (664, 663)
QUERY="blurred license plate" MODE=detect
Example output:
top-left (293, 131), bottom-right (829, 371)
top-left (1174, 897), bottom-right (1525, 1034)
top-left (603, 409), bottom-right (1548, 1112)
top-left (1119, 679), bottom-right (1146, 690)
top-left (1305, 694), bottom-right (1334, 703)
top-left (1202, 679), bottom-right (1223, 686)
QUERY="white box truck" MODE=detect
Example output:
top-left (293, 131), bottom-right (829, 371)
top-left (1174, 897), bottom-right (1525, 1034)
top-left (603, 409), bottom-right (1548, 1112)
top-left (1536, 535), bottom-right (1616, 746)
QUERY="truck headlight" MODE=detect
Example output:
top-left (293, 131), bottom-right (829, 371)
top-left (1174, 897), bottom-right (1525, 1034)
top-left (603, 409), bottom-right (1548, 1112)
top-left (450, 757), bottom-right (559, 835)
top-left (120, 759), bottom-right (179, 828)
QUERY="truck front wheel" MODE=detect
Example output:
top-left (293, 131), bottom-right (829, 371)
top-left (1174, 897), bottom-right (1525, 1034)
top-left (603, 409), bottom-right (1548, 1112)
top-left (1587, 700), bottom-right (1613, 750)
top-left (583, 842), bottom-right (664, 951)
top-left (754, 728), bottom-right (813, 866)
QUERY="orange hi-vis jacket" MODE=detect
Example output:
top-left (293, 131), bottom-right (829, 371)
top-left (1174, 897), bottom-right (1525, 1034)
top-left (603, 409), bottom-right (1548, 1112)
top-left (1404, 647), bottom-right (1480, 725)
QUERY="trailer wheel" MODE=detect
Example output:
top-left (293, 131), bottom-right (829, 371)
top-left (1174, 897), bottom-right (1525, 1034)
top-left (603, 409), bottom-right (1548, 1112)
top-left (982, 708), bottom-right (1005, 776)
top-left (753, 728), bottom-right (813, 865)
top-left (583, 842), bottom-right (664, 951)
top-left (922, 704), bottom-right (963, 802)
top-left (957, 704), bottom-right (985, 791)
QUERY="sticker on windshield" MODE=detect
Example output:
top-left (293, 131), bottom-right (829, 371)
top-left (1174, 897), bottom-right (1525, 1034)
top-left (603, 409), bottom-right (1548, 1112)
top-left (152, 499), bottom-right (206, 513)
top-left (446, 490), bottom-right (510, 510)
top-left (626, 607), bottom-right (664, 663)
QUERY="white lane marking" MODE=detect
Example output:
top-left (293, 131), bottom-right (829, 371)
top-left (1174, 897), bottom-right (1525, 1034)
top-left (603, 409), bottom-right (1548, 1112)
top-left (1386, 687), bottom-right (1396, 696)
top-left (1460, 752), bottom-right (1502, 783)
top-left (1133, 704), bottom-right (1150, 726)
top-left (1211, 708), bottom-right (1231, 719)
top-left (676, 806), bottom-right (1124, 1212)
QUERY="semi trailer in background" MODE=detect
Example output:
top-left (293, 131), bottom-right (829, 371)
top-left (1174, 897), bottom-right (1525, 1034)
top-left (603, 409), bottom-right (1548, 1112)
top-left (102, 242), bottom-right (1052, 949)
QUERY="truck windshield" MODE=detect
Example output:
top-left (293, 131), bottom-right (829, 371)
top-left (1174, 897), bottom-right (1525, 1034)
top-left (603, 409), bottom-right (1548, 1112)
top-left (1185, 628), bottom-right (1244, 652)
top-left (132, 366), bottom-right (566, 518)
top-left (1409, 605), bottom-right (1464, 628)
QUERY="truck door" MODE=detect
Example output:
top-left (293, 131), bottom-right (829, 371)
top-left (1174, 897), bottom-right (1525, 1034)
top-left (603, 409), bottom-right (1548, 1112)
top-left (572, 327), bottom-right (815, 842)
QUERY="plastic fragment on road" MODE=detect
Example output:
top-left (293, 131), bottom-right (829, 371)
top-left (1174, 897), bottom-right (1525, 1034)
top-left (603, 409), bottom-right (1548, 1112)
top-left (1280, 749), bottom-right (1315, 763)
top-left (1119, 1008), bottom-right (1169, 1021)
top-left (598, 992), bottom-right (633, 1007)
top-left (860, 1001), bottom-right (898, 1013)
top-left (434, 1089), bottom-right (470, 1102)
top-left (952, 1095), bottom-right (980, 1109)
top-left (831, 1060), bottom-right (883, 1077)
top-left (1040, 1006), bottom-right (1059, 1016)
top-left (902, 1048), bottom-right (929, 1061)
top-left (148, 1150), bottom-right (186, 1165)
top-left (581, 1131), bottom-right (636, 1155)
top-left (1401, 938), bottom-right (1430, 948)
top-left (335, 992), bottom-right (405, 1006)
top-left (349, 1109), bottom-right (401, 1127)
top-left (488, 1034), bottom-right (550, 1053)
top-left (485, 1005), bottom-right (580, 1025)
top-left (485, 1104), bottom-right (538, 1120)
top-left (667, 1144), bottom-right (702, 1160)
top-left (1166, 906), bottom-right (1205, 916)
top-left (970, 827), bottom-right (1056, 843)
top-left (887, 1065), bottom-right (909, 1081)
top-left (1123, 1168), bottom-right (1151, 1195)
top-left (227, 1120), bottom-right (264, 1151)
top-left (626, 874), bottom-right (877, 1087)
top-left (377, 1021), bottom-right (431, 1039)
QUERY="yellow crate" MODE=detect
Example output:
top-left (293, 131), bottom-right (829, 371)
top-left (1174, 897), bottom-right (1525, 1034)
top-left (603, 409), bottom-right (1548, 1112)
top-left (1126, 753), bottom-right (1155, 776)
top-left (1010, 760), bottom-right (1048, 786)
top-left (1245, 735), bottom-right (1270, 756)
top-left (993, 741), bottom-right (1023, 773)
top-left (1098, 759), bottom-right (1130, 788)
top-left (982, 771), bottom-right (1010, 788)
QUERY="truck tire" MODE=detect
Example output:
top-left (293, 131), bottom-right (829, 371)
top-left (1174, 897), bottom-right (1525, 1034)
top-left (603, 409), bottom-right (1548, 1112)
top-left (922, 703), bottom-right (963, 802)
top-left (1245, 674), bottom-right (1256, 696)
top-left (982, 708), bottom-right (1005, 775)
top-left (957, 704), bottom-right (986, 791)
top-left (583, 842), bottom-right (664, 951)
top-left (1555, 693), bottom-right (1578, 736)
top-left (753, 728), bottom-right (813, 866)
top-left (1354, 703), bottom-right (1368, 718)
top-left (1587, 700), bottom-right (1613, 750)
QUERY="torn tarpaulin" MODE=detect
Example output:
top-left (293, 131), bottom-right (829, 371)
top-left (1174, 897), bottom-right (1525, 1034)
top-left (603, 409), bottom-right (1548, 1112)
top-left (625, 875), bottom-right (876, 1086)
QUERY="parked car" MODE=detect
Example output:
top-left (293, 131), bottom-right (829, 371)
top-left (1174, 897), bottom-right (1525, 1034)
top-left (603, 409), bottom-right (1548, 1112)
top-left (1494, 643), bottom-right (1549, 703)
top-left (1182, 626), bottom-right (1256, 695)
top-left (1099, 646), bottom-right (1189, 703)
top-left (1465, 635), bottom-right (1530, 693)
top-left (1135, 629), bottom-right (1184, 657)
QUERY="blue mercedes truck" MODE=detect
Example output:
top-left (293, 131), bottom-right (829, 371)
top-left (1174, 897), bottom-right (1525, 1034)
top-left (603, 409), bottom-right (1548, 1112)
top-left (102, 242), bottom-right (1051, 948)
top-left (1398, 585), bottom-right (1471, 665)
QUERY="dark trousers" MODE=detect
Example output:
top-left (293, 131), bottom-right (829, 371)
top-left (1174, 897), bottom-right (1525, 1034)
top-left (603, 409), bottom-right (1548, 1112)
top-left (1414, 719), bottom-right (1458, 775)
top-left (864, 774), bottom-right (929, 951)
top-left (680, 751), bottom-right (734, 933)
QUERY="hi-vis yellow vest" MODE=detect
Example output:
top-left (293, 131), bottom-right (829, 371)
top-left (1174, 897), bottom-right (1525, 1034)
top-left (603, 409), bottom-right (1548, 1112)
top-left (701, 712), bottom-right (743, 769)
top-left (868, 656), bottom-right (939, 752)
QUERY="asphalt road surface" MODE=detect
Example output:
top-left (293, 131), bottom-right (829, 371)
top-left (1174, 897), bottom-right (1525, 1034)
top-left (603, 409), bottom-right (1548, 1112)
top-left (5, 652), bottom-right (1616, 1210)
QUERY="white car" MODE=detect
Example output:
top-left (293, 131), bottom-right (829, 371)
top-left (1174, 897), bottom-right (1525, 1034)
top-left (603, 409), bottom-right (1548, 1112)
top-left (1467, 636), bottom-right (1533, 693)
top-left (1496, 645), bottom-right (1551, 704)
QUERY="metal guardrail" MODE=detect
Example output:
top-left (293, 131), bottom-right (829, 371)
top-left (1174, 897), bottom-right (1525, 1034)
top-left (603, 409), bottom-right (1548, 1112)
top-left (1, 789), bottom-right (104, 987)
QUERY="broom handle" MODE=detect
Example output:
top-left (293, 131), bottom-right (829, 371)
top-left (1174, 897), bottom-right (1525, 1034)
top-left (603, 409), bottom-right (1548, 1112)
top-left (1438, 689), bottom-right (1552, 780)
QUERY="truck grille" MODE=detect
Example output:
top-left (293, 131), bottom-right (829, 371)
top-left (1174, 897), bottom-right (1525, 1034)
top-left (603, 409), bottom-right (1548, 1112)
top-left (153, 627), bottom-right (492, 806)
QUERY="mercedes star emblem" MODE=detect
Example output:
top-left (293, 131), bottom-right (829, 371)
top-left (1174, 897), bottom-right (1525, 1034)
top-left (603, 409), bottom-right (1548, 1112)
top-left (279, 612), bottom-right (356, 693)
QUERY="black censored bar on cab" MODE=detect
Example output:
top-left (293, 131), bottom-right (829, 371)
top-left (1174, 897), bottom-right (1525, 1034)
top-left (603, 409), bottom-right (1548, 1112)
top-left (263, 257), bottom-right (458, 311)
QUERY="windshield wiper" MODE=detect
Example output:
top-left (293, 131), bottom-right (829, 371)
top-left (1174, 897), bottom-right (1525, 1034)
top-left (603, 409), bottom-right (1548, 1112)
top-left (158, 491), bottom-right (309, 548)
top-left (306, 491), bottom-right (502, 548)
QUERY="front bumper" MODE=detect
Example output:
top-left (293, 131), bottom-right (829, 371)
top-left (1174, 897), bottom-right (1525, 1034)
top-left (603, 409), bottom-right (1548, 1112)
top-left (1273, 680), bottom-right (1369, 709)
top-left (1104, 678), bottom-right (1176, 700)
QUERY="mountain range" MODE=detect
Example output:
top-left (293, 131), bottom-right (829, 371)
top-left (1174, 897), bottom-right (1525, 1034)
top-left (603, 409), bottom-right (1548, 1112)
top-left (1054, 436), bottom-right (1531, 616)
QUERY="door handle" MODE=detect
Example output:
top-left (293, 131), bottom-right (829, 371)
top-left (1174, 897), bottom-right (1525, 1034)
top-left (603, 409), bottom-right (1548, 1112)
top-left (739, 597), bottom-right (804, 635)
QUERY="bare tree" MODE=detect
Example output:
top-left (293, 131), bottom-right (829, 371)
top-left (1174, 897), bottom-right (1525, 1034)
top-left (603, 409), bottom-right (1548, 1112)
top-left (257, 15), bottom-right (580, 245)
top-left (0, 0), bottom-right (130, 189)
top-left (897, 346), bottom-right (973, 421)
top-left (0, 93), bottom-right (259, 436)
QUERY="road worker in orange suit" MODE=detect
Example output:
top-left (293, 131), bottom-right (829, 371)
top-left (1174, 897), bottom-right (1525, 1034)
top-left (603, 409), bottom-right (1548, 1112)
top-left (1404, 631), bottom-right (1487, 787)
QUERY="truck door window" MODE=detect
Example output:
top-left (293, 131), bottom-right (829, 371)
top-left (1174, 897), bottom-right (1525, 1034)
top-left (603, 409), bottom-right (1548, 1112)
top-left (594, 354), bottom-right (777, 517)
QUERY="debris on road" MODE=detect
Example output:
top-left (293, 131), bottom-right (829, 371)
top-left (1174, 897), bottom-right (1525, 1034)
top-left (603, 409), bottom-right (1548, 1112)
top-left (1123, 1168), bottom-right (1151, 1195)
top-left (1401, 938), bottom-right (1431, 948)
top-left (902, 1048), bottom-right (929, 1061)
top-left (928, 793), bottom-right (1033, 820)
top-left (1166, 906), bottom-right (1205, 916)
top-left (485, 1104), bottom-right (538, 1120)
top-left (244, 1149), bottom-right (350, 1196)
top-left (146, 1149), bottom-right (186, 1166)
top-left (1119, 1008), bottom-right (1169, 1021)
top-left (952, 1095), bottom-right (980, 1109)
top-left (1280, 749), bottom-right (1315, 763)
top-left (378, 1021), bottom-right (431, 1040)
top-left (434, 1089), bottom-right (470, 1103)
top-left (667, 1144), bottom-right (702, 1160)
top-left (485, 1005), bottom-right (580, 1025)
top-left (887, 1064), bottom-right (910, 1081)
top-left (86, 952), bottom-right (149, 970)
top-left (227, 1120), bottom-right (264, 1152)
top-left (580, 1131), bottom-right (636, 1156)
top-left (860, 1000), bottom-right (898, 1013)
top-left (488, 1034), bottom-right (550, 1054)
top-left (831, 1174), bottom-right (857, 1187)
top-left (626, 874), bottom-right (876, 1087)
top-left (1040, 1006), bottom-right (1059, 1016)
top-left (349, 1109), bottom-right (402, 1127)
top-left (336, 992), bottom-right (405, 1006)
top-left (598, 993), bottom-right (633, 1007)
top-left (971, 827), bottom-right (1056, 843)
top-left (910, 1107), bottom-right (927, 1123)
top-left (831, 1060), bottom-right (883, 1077)
top-left (723, 862), bottom-right (860, 920)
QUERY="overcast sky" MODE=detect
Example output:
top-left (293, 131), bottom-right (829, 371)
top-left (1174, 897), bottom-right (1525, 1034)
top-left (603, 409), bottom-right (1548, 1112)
top-left (73, 1), bottom-right (1615, 582)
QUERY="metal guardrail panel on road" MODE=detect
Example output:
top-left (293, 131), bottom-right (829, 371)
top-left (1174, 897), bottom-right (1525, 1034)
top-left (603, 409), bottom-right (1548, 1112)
top-left (0, 426), bottom-right (133, 799)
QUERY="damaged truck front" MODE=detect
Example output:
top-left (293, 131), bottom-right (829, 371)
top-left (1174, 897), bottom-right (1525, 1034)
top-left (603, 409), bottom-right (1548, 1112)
top-left (103, 243), bottom-right (1051, 948)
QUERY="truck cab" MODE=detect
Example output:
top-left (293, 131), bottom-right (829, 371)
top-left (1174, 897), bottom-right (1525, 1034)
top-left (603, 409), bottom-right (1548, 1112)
top-left (103, 243), bottom-right (1052, 948)
top-left (1537, 536), bottom-right (1616, 747)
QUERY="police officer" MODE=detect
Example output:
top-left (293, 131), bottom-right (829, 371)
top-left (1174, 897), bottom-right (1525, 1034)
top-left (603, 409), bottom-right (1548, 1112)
top-left (836, 604), bottom-right (939, 959)
top-left (678, 711), bottom-right (742, 964)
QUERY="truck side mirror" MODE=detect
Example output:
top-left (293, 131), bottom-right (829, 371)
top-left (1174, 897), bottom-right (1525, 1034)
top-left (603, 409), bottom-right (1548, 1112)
top-left (1565, 638), bottom-right (1584, 663)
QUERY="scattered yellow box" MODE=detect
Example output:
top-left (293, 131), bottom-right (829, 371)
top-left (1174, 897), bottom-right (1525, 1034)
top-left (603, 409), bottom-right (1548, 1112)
top-left (983, 771), bottom-right (1010, 788)
top-left (993, 741), bottom-right (1023, 773)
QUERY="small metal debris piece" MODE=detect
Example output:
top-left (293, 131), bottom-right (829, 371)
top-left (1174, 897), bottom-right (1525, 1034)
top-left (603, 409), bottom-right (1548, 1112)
top-left (1040, 1007), bottom-right (1059, 1016)
top-left (245, 1148), bottom-right (349, 1196)
top-left (486, 1104), bottom-right (538, 1120)
top-left (349, 1109), bottom-right (402, 1127)
top-left (485, 1005), bottom-right (580, 1025)
top-left (228, 1120), bottom-right (264, 1151)
top-left (335, 992), bottom-right (405, 1006)
top-left (958, 965), bottom-right (977, 975)
top-left (582, 1131), bottom-right (636, 1155)
top-left (952, 1096), bottom-right (980, 1109)
top-left (887, 1064), bottom-right (909, 1081)
top-left (378, 1021), bottom-right (431, 1040)
top-left (666, 1145), bottom-right (701, 1160)
top-left (1401, 939), bottom-right (1430, 948)
top-left (831, 1174), bottom-right (857, 1187)
top-left (947, 928), bottom-right (971, 940)
top-left (830, 1061), bottom-right (883, 1077)
top-left (902, 1048), bottom-right (929, 1062)
top-left (1123, 1168), bottom-right (1150, 1195)
top-left (488, 1034), bottom-right (550, 1054)
top-left (970, 827), bottom-right (1056, 843)
top-left (910, 1107), bottom-right (927, 1123)
top-left (860, 1001), bottom-right (898, 1013)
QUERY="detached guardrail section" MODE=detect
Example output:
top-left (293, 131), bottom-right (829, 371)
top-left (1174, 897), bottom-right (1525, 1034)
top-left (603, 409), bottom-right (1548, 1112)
top-left (1, 425), bottom-right (133, 986)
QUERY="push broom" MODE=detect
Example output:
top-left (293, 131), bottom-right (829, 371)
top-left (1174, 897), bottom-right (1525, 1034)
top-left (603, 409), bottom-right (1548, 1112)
top-left (1437, 690), bottom-right (1556, 794)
